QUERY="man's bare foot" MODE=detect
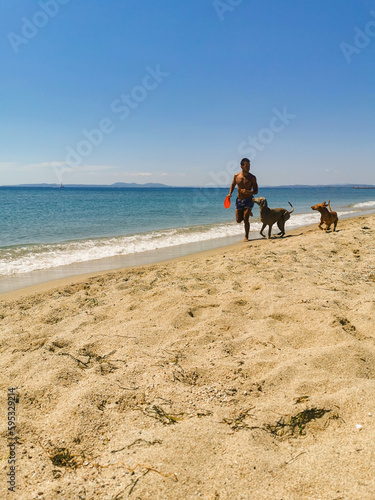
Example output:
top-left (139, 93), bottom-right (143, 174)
top-left (243, 237), bottom-right (249, 242)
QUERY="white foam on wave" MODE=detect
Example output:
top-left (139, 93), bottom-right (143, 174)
top-left (288, 213), bottom-right (319, 228)
top-left (0, 209), bottom-right (361, 276)
top-left (0, 222), bottom-right (252, 275)
top-left (352, 200), bottom-right (375, 208)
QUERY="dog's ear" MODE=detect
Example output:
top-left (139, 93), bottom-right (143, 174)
top-left (323, 201), bottom-right (327, 206)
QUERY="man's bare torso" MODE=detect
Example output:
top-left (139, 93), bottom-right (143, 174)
top-left (234, 172), bottom-right (257, 200)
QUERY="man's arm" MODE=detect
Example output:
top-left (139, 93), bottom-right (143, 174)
top-left (229, 175), bottom-right (237, 197)
top-left (252, 176), bottom-right (258, 196)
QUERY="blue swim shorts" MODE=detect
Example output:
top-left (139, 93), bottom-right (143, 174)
top-left (235, 197), bottom-right (254, 210)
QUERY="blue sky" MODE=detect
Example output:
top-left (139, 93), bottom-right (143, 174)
top-left (0, 0), bottom-right (374, 186)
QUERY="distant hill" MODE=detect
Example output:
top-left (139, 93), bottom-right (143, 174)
top-left (110, 182), bottom-right (170, 188)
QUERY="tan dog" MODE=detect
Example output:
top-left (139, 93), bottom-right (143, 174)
top-left (311, 200), bottom-right (338, 231)
top-left (253, 197), bottom-right (294, 238)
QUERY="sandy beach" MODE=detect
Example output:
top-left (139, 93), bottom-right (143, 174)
top-left (1, 213), bottom-right (375, 499)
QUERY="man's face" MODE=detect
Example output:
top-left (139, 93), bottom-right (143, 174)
top-left (241, 161), bottom-right (250, 173)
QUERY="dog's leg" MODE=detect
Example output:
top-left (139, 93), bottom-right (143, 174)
top-left (277, 219), bottom-right (285, 237)
top-left (260, 223), bottom-right (266, 238)
top-left (333, 218), bottom-right (338, 231)
top-left (318, 219), bottom-right (324, 230)
top-left (268, 224), bottom-right (273, 239)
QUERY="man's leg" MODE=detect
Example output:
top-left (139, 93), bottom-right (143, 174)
top-left (236, 209), bottom-right (244, 223)
top-left (243, 209), bottom-right (251, 241)
top-left (236, 209), bottom-right (248, 241)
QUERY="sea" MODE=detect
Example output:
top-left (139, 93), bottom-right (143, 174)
top-left (1, 186), bottom-right (375, 293)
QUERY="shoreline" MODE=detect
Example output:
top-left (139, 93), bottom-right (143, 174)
top-left (1, 222), bottom-right (315, 300)
top-left (0, 210), bottom-right (371, 298)
top-left (0, 231), bottom-right (258, 296)
top-left (1, 190), bottom-right (374, 295)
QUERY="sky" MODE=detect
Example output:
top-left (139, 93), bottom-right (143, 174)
top-left (0, 0), bottom-right (374, 187)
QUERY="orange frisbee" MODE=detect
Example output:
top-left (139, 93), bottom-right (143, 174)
top-left (224, 196), bottom-right (231, 208)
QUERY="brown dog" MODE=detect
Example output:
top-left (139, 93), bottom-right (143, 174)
top-left (311, 200), bottom-right (338, 231)
top-left (253, 197), bottom-right (294, 238)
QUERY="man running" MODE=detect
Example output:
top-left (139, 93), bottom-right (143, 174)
top-left (228, 158), bottom-right (258, 241)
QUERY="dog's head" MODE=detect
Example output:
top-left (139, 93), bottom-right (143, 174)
top-left (253, 197), bottom-right (267, 208)
top-left (311, 201), bottom-right (327, 211)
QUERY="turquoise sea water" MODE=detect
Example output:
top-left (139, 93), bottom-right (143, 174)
top-left (0, 186), bottom-right (374, 279)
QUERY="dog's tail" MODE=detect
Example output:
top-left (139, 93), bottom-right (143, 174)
top-left (327, 200), bottom-right (334, 213)
top-left (288, 202), bottom-right (294, 214)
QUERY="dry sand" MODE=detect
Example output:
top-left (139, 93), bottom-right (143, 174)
top-left (1, 214), bottom-right (375, 499)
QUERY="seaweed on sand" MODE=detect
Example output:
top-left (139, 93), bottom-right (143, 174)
top-left (49, 447), bottom-right (77, 469)
top-left (142, 405), bottom-right (184, 425)
top-left (221, 407), bottom-right (255, 431)
top-left (265, 407), bottom-right (331, 437)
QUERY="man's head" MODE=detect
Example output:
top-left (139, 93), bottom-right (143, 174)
top-left (240, 158), bottom-right (250, 172)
